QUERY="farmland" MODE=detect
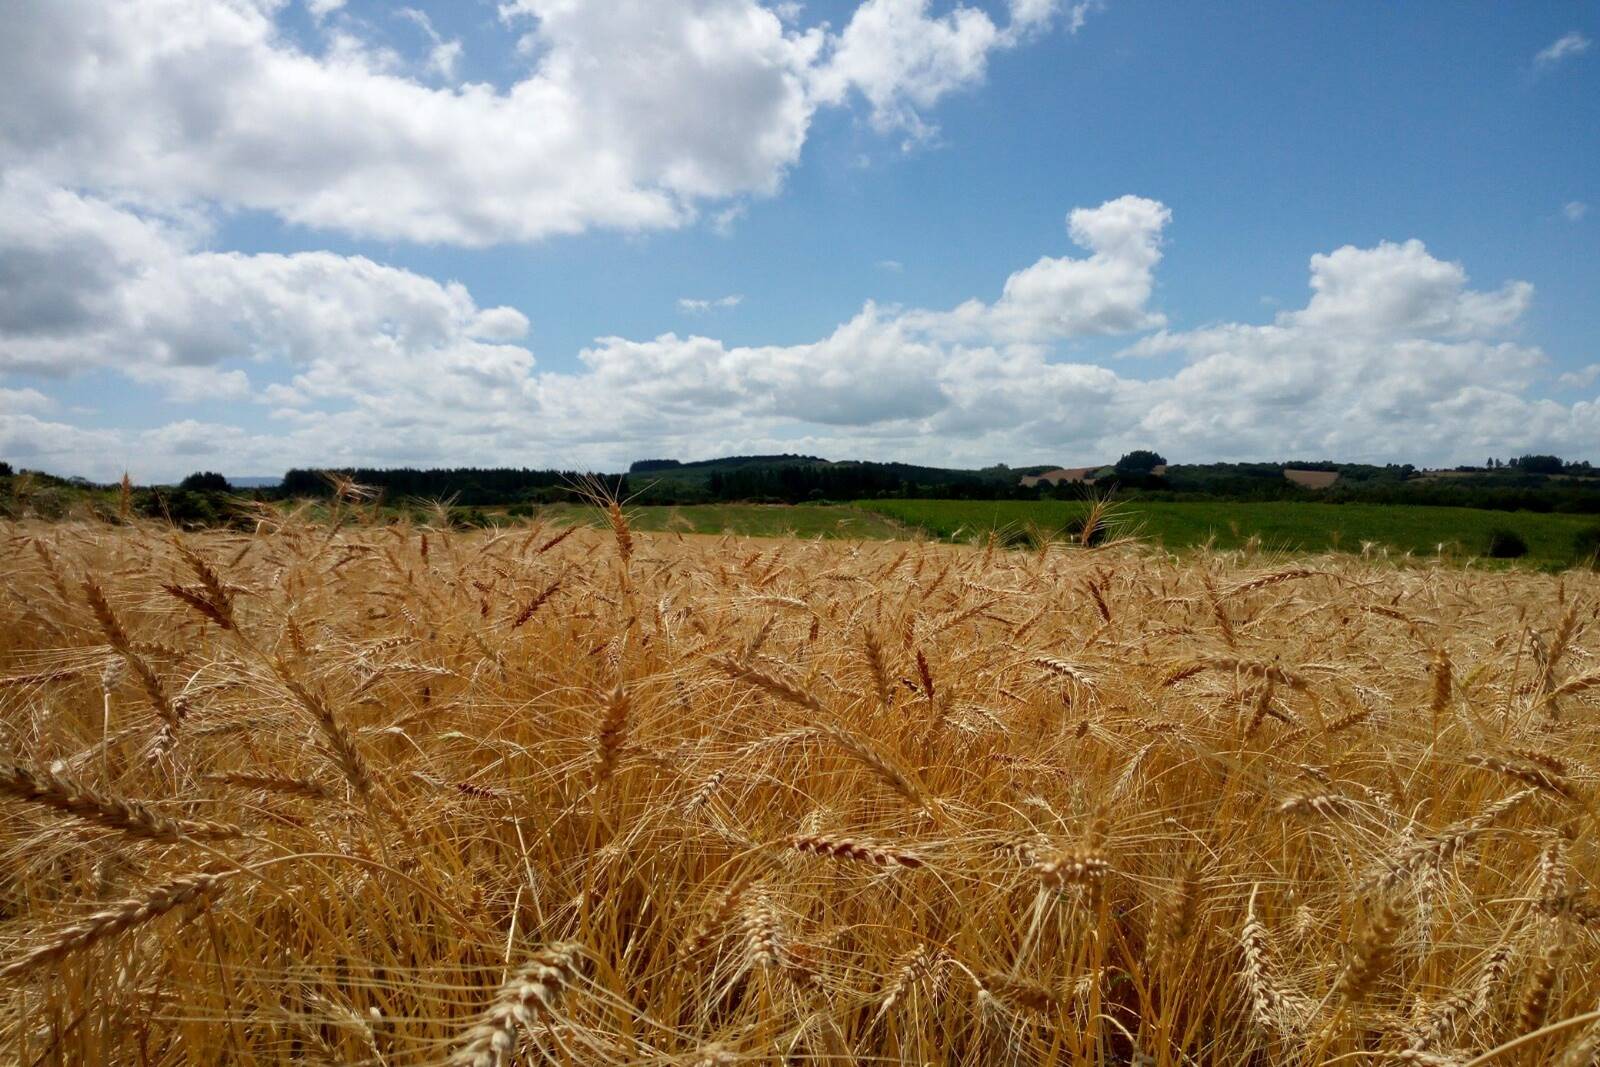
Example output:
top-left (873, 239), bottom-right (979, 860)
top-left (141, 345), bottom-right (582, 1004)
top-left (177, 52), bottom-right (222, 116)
top-left (519, 499), bottom-right (1600, 568)
top-left (11, 470), bottom-right (1600, 568)
top-left (513, 501), bottom-right (907, 541)
top-left (860, 499), bottom-right (1600, 567)
top-left (3, 509), bottom-right (1600, 1064)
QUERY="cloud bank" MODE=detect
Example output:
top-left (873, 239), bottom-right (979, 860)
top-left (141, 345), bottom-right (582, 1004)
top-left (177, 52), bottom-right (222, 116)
top-left (0, 0), bottom-right (1087, 245)
top-left (3, 176), bottom-right (1594, 481)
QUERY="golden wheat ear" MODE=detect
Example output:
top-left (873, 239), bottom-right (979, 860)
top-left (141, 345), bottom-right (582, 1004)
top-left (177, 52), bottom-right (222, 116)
top-left (564, 471), bottom-right (634, 565)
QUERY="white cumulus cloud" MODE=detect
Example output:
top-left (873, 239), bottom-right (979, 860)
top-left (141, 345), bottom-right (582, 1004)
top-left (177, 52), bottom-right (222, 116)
top-left (1559, 364), bottom-right (1600, 391)
top-left (0, 0), bottom-right (1083, 246)
top-left (0, 172), bottom-right (537, 420)
top-left (4, 182), bottom-right (1596, 482)
top-left (0, 0), bottom-right (823, 244)
top-left (810, 0), bottom-right (1090, 141)
top-left (904, 196), bottom-right (1170, 343)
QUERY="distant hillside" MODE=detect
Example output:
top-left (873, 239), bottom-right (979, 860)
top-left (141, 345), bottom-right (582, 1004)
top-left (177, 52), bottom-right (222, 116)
top-left (626, 454), bottom-right (1042, 503)
top-left (6, 451), bottom-right (1598, 523)
top-left (616, 453), bottom-right (1600, 511)
top-left (1050, 458), bottom-right (1600, 512)
top-left (629, 453), bottom-right (826, 473)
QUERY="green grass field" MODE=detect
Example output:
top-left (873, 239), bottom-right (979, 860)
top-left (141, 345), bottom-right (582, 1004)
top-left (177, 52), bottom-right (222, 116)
top-left (527, 501), bottom-right (908, 540)
top-left (858, 498), bottom-right (1600, 566)
top-left (516, 498), bottom-right (1600, 567)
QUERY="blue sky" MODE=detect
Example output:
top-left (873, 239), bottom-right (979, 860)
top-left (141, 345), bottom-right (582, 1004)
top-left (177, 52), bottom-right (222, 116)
top-left (0, 0), bottom-right (1595, 481)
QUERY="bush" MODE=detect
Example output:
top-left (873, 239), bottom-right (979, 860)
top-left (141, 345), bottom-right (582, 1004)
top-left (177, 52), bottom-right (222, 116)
top-left (179, 471), bottom-right (231, 493)
top-left (1511, 454), bottom-right (1564, 475)
top-left (1484, 528), bottom-right (1528, 559)
top-left (1061, 515), bottom-right (1110, 546)
top-left (141, 488), bottom-right (222, 526)
top-left (1572, 526), bottom-right (1600, 569)
top-left (1115, 449), bottom-right (1167, 473)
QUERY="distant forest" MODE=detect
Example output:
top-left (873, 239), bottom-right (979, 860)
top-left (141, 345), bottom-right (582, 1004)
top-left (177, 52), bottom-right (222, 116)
top-left (266, 453), bottom-right (1600, 513)
top-left (5, 452), bottom-right (1599, 524)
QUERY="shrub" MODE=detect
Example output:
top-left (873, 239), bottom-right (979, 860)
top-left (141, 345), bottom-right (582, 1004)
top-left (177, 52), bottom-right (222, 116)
top-left (1484, 527), bottom-right (1528, 559)
top-left (1114, 449), bottom-right (1167, 473)
top-left (1572, 526), bottom-right (1600, 569)
top-left (140, 488), bottom-right (221, 526)
top-left (1510, 454), bottom-right (1564, 475)
top-left (1061, 515), bottom-right (1109, 546)
top-left (179, 471), bottom-right (232, 493)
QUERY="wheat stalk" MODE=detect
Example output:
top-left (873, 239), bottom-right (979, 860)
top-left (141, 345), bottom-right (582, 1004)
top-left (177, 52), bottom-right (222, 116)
top-left (0, 870), bottom-right (237, 980)
top-left (450, 943), bottom-right (584, 1067)
top-left (1, 761), bottom-right (243, 841)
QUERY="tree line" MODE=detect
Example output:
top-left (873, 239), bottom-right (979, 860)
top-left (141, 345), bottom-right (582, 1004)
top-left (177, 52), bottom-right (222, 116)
top-left (6, 451), bottom-right (1600, 521)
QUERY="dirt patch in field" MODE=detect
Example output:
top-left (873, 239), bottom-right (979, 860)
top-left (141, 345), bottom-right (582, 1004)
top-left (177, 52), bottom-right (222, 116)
top-left (1284, 468), bottom-right (1339, 490)
top-left (1020, 465), bottom-right (1100, 487)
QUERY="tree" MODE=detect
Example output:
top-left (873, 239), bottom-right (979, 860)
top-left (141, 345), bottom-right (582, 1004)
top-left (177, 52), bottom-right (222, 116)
top-left (143, 488), bottom-right (220, 526)
top-left (1115, 450), bottom-right (1167, 473)
top-left (179, 471), bottom-right (231, 493)
top-left (0, 461), bottom-right (13, 477)
top-left (1510, 455), bottom-right (1563, 475)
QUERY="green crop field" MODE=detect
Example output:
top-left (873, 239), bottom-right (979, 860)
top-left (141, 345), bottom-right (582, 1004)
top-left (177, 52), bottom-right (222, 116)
top-left (858, 498), bottom-right (1600, 566)
top-left (512, 498), bottom-right (1600, 567)
top-left (525, 501), bottom-right (908, 540)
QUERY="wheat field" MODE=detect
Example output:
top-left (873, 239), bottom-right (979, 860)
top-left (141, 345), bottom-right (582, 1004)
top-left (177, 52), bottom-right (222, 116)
top-left (3, 506), bottom-right (1600, 1065)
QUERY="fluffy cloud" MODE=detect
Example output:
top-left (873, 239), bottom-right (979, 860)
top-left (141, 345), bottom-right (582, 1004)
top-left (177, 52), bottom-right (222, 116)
top-left (4, 182), bottom-right (1597, 482)
top-left (1284, 239), bottom-right (1530, 337)
top-left (0, 387), bottom-right (54, 414)
top-left (1559, 364), bottom-right (1600, 391)
top-left (0, 0), bottom-right (820, 244)
top-left (811, 0), bottom-right (1090, 139)
top-left (0, 0), bottom-right (1081, 246)
top-left (904, 195), bottom-right (1170, 342)
top-left (1105, 241), bottom-right (1579, 461)
top-left (0, 172), bottom-right (537, 422)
